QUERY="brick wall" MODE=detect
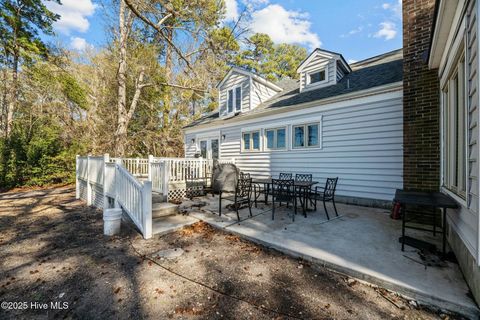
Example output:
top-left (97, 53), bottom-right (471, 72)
top-left (402, 0), bottom-right (440, 191)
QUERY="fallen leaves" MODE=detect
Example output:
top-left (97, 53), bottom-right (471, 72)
top-left (179, 222), bottom-right (215, 239)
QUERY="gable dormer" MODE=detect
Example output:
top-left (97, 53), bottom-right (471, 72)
top-left (216, 67), bottom-right (282, 119)
top-left (297, 49), bottom-right (351, 93)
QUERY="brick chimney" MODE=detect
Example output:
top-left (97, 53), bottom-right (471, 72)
top-left (402, 0), bottom-right (440, 191)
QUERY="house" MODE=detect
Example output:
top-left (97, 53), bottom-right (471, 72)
top-left (420, 0), bottom-right (480, 306)
top-left (183, 49), bottom-right (404, 207)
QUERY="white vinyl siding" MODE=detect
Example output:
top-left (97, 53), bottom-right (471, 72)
top-left (185, 91), bottom-right (403, 201)
top-left (250, 79), bottom-right (278, 111)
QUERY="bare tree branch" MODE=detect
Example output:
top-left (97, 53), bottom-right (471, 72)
top-left (123, 0), bottom-right (197, 75)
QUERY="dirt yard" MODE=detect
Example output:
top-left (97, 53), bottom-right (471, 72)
top-left (0, 186), bottom-right (464, 319)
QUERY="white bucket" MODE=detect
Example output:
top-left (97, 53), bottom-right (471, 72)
top-left (103, 208), bottom-right (122, 236)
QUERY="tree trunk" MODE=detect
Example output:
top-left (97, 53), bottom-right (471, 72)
top-left (6, 52), bottom-right (18, 137)
top-left (115, 0), bottom-right (128, 157)
top-left (162, 28), bottom-right (173, 130)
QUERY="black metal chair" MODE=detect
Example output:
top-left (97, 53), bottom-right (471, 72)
top-left (240, 172), bottom-right (251, 179)
top-left (219, 177), bottom-right (253, 221)
top-left (271, 179), bottom-right (297, 221)
top-left (310, 177), bottom-right (339, 220)
top-left (295, 173), bottom-right (313, 214)
top-left (279, 172), bottom-right (293, 180)
top-left (295, 173), bottom-right (312, 183)
top-left (254, 173), bottom-right (294, 207)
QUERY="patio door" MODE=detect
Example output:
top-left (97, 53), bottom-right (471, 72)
top-left (199, 138), bottom-right (219, 160)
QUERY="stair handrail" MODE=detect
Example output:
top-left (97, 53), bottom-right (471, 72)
top-left (112, 163), bottom-right (152, 239)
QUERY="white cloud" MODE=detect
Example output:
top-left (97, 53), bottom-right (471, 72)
top-left (348, 59), bottom-right (358, 64)
top-left (382, 0), bottom-right (402, 19)
top-left (251, 4), bottom-right (321, 50)
top-left (46, 0), bottom-right (97, 34)
top-left (224, 0), bottom-right (240, 21)
top-left (341, 26), bottom-right (364, 38)
top-left (70, 37), bottom-right (92, 51)
top-left (374, 21), bottom-right (397, 40)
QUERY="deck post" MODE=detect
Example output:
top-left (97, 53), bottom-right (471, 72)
top-left (163, 161), bottom-right (170, 201)
top-left (86, 155), bottom-right (92, 206)
top-left (113, 163), bottom-right (121, 209)
top-left (142, 181), bottom-right (152, 239)
top-left (148, 155), bottom-right (154, 181)
top-left (75, 155), bottom-right (80, 199)
top-left (103, 153), bottom-right (110, 210)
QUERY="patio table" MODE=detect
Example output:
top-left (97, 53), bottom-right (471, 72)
top-left (252, 178), bottom-right (318, 215)
top-left (393, 189), bottom-right (458, 256)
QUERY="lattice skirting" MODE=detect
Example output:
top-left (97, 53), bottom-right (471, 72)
top-left (168, 188), bottom-right (187, 203)
top-left (79, 180), bottom-right (88, 201)
top-left (92, 185), bottom-right (104, 209)
top-left (168, 181), bottom-right (208, 202)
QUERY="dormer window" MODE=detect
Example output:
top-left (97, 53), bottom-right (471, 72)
top-left (307, 68), bottom-right (328, 86)
top-left (297, 49), bottom-right (351, 92)
top-left (227, 86), bottom-right (242, 114)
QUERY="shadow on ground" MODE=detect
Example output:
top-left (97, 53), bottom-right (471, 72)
top-left (0, 186), bottom-right (461, 319)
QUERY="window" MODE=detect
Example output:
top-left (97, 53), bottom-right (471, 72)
top-left (211, 139), bottom-right (219, 160)
top-left (443, 54), bottom-right (467, 198)
top-left (307, 68), bottom-right (327, 84)
top-left (265, 127), bottom-right (286, 150)
top-left (235, 87), bottom-right (242, 111)
top-left (309, 70), bottom-right (326, 84)
top-left (227, 89), bottom-right (234, 113)
top-left (293, 123), bottom-right (320, 149)
top-left (227, 86), bottom-right (242, 114)
top-left (242, 130), bottom-right (260, 151)
top-left (200, 140), bottom-right (207, 158)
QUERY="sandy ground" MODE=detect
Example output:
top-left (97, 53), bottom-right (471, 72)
top-left (0, 186), bottom-right (464, 319)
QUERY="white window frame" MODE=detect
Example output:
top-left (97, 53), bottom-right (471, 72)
top-left (306, 66), bottom-right (328, 86)
top-left (264, 127), bottom-right (287, 151)
top-left (242, 130), bottom-right (261, 152)
top-left (441, 51), bottom-right (467, 200)
top-left (227, 86), bottom-right (242, 115)
top-left (292, 122), bottom-right (321, 150)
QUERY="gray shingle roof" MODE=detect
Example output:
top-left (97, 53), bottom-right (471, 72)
top-left (184, 50), bottom-right (403, 129)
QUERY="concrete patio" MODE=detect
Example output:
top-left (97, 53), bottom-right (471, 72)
top-left (166, 195), bottom-right (480, 318)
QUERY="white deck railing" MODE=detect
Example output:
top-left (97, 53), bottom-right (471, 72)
top-left (149, 160), bottom-right (166, 193)
top-left (76, 155), bottom-right (152, 239)
top-left (111, 157), bottom-right (149, 177)
top-left (76, 154), bottom-right (235, 238)
top-left (113, 164), bottom-right (152, 238)
top-left (149, 157), bottom-right (235, 200)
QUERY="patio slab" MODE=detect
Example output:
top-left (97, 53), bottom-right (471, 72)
top-left (186, 196), bottom-right (479, 318)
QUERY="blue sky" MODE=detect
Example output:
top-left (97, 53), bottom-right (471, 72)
top-left (45, 0), bottom-right (402, 63)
